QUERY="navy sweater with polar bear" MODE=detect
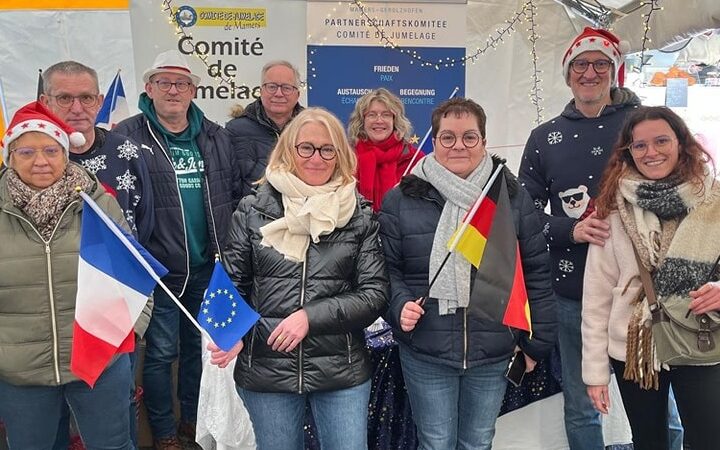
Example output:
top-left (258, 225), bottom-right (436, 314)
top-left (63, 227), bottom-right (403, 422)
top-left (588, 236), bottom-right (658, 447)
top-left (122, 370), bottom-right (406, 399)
top-left (519, 87), bottom-right (640, 301)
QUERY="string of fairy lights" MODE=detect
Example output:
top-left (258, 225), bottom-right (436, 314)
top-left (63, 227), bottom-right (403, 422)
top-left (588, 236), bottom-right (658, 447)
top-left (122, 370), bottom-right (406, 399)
top-left (351, 0), bottom-right (537, 69)
top-left (525, 1), bottom-right (543, 125)
top-left (161, 0), bottom-right (663, 124)
top-left (160, 0), bottom-right (308, 90)
top-left (638, 0), bottom-right (663, 70)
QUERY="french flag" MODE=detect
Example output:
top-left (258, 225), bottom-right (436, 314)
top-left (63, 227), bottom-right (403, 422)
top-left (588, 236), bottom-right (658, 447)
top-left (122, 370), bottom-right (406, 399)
top-left (95, 71), bottom-right (130, 130)
top-left (71, 192), bottom-right (167, 387)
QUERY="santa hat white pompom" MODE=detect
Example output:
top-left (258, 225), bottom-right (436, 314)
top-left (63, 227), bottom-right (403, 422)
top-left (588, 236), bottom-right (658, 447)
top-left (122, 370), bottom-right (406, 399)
top-left (69, 131), bottom-right (86, 148)
top-left (1, 101), bottom-right (84, 161)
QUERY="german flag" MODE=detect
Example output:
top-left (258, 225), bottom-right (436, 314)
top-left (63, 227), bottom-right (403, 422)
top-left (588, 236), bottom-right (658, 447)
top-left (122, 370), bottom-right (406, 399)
top-left (456, 171), bottom-right (532, 334)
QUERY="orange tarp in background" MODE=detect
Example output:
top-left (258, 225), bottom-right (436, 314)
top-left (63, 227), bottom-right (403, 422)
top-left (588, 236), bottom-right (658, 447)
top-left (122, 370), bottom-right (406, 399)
top-left (0, 0), bottom-right (127, 9)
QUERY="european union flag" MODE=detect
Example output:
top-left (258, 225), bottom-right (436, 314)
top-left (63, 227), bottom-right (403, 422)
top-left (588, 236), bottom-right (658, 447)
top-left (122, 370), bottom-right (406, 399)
top-left (199, 261), bottom-right (260, 351)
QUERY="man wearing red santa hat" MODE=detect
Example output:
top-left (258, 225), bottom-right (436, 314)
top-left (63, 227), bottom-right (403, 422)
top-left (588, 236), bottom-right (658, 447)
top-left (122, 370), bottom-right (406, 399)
top-left (519, 27), bottom-right (642, 450)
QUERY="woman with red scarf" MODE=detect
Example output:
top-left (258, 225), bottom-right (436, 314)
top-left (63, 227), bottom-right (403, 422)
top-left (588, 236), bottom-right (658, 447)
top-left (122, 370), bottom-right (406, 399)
top-left (348, 88), bottom-right (421, 212)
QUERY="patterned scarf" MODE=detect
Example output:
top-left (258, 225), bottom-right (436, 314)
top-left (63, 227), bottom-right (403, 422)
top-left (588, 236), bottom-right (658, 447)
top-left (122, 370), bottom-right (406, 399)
top-left (412, 153), bottom-right (492, 315)
top-left (260, 167), bottom-right (357, 263)
top-left (618, 169), bottom-right (720, 388)
top-left (6, 163), bottom-right (94, 240)
top-left (355, 134), bottom-right (405, 212)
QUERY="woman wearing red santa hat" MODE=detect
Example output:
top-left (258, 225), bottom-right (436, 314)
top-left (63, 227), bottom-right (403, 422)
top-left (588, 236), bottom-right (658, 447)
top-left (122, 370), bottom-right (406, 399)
top-left (0, 101), bottom-right (149, 449)
top-left (348, 88), bottom-right (421, 212)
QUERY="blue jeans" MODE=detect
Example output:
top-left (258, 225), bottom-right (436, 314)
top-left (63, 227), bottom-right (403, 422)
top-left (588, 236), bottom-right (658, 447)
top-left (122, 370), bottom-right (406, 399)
top-left (238, 380), bottom-right (371, 450)
top-left (399, 347), bottom-right (509, 450)
top-left (143, 264), bottom-right (210, 438)
top-left (557, 295), bottom-right (604, 450)
top-left (0, 354), bottom-right (133, 450)
top-left (668, 386), bottom-right (684, 450)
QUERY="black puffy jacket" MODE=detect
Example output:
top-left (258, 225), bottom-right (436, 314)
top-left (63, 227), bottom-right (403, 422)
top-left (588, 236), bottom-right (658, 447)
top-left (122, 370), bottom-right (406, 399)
top-left (226, 183), bottom-right (388, 393)
top-left (114, 113), bottom-right (238, 295)
top-left (378, 157), bottom-right (556, 367)
top-left (226, 100), bottom-right (304, 198)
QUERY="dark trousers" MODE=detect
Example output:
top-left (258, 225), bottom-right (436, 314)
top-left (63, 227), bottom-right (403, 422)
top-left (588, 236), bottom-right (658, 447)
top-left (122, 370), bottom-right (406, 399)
top-left (611, 358), bottom-right (720, 450)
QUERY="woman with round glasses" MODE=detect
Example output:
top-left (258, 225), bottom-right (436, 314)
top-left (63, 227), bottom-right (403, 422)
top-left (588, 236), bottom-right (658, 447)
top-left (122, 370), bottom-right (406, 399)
top-left (209, 107), bottom-right (388, 450)
top-left (0, 101), bottom-right (145, 449)
top-left (347, 88), bottom-right (420, 212)
top-left (583, 106), bottom-right (720, 450)
top-left (378, 98), bottom-right (555, 449)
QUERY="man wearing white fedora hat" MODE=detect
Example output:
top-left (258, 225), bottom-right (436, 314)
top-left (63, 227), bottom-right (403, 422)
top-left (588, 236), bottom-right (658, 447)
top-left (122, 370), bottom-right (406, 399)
top-left (115, 49), bottom-right (238, 450)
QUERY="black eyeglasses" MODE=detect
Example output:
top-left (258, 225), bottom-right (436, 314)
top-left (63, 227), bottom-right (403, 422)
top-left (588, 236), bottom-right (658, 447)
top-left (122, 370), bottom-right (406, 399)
top-left (153, 80), bottom-right (193, 93)
top-left (570, 59), bottom-right (613, 75)
top-left (262, 83), bottom-right (298, 95)
top-left (295, 142), bottom-right (337, 160)
top-left (47, 94), bottom-right (99, 108)
top-left (436, 131), bottom-right (481, 149)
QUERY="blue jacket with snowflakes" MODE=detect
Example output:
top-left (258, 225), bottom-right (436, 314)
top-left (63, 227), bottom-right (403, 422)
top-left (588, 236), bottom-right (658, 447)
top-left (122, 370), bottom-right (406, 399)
top-left (518, 87), bottom-right (640, 301)
top-left (70, 127), bottom-right (154, 245)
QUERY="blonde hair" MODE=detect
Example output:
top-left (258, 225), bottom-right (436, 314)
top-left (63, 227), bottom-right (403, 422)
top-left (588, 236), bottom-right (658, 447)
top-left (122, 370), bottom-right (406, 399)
top-left (262, 107), bottom-right (357, 185)
top-left (347, 88), bottom-right (412, 145)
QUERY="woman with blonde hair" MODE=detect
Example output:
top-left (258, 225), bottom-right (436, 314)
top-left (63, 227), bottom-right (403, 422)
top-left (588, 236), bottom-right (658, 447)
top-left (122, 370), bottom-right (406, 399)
top-left (348, 88), bottom-right (420, 211)
top-left (209, 107), bottom-right (388, 450)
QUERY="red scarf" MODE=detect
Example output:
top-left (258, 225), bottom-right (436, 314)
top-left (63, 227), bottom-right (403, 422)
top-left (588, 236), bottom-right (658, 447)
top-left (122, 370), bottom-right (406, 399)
top-left (356, 134), bottom-right (417, 211)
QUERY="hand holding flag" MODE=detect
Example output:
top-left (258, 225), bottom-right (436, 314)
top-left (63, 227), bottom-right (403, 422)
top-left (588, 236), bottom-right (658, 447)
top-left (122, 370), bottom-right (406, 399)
top-left (199, 260), bottom-right (260, 352)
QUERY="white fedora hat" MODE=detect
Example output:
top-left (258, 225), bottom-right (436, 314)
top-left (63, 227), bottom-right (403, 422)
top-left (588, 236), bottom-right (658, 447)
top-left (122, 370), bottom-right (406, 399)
top-left (142, 50), bottom-right (201, 85)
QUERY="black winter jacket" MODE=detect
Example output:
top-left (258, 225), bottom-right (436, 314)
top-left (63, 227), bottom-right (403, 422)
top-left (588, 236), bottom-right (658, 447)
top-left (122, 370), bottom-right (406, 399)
top-left (226, 183), bottom-right (388, 393)
top-left (378, 158), bottom-right (556, 367)
top-left (114, 113), bottom-right (238, 295)
top-left (226, 99), bottom-right (304, 198)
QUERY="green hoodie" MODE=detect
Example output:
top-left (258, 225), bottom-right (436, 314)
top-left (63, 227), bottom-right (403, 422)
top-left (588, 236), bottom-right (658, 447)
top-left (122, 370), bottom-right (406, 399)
top-left (139, 93), bottom-right (209, 267)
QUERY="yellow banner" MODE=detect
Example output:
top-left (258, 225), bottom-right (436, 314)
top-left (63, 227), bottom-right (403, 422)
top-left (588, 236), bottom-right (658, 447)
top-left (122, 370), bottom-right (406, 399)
top-left (0, 0), bottom-right (128, 9)
top-left (175, 6), bottom-right (267, 28)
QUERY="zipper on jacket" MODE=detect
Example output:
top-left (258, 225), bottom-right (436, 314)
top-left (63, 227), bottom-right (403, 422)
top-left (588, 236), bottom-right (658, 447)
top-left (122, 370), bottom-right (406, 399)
top-left (346, 333), bottom-right (352, 364)
top-left (204, 176), bottom-right (223, 262)
top-left (4, 201), bottom-right (77, 384)
top-left (298, 258), bottom-right (308, 394)
top-left (247, 326), bottom-right (256, 368)
top-left (463, 308), bottom-right (468, 370)
top-left (147, 121), bottom-right (191, 296)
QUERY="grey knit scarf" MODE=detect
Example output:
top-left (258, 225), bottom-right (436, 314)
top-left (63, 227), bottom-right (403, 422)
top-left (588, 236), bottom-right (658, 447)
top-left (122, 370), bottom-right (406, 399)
top-left (412, 154), bottom-right (492, 314)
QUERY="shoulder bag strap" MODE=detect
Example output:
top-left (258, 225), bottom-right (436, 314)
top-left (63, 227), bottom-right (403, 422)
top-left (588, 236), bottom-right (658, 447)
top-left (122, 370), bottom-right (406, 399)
top-left (631, 245), bottom-right (658, 308)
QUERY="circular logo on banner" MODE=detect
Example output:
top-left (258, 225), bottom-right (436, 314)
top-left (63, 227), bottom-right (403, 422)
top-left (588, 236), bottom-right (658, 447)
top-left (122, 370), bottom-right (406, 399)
top-left (176, 6), bottom-right (197, 28)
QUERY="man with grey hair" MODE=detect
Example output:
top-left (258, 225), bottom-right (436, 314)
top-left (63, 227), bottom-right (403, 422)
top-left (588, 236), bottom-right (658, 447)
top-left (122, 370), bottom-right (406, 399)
top-left (226, 60), bottom-right (304, 197)
top-left (41, 61), bottom-right (154, 243)
top-left (41, 59), bottom-right (154, 449)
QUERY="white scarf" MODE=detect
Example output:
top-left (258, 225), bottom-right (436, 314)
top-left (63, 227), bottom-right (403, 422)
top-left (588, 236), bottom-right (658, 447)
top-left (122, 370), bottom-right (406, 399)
top-left (260, 168), bottom-right (357, 263)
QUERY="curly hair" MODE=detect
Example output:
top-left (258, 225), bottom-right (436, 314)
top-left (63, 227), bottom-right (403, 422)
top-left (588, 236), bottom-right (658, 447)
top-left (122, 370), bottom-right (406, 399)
top-left (347, 88), bottom-right (412, 145)
top-left (595, 106), bottom-right (714, 218)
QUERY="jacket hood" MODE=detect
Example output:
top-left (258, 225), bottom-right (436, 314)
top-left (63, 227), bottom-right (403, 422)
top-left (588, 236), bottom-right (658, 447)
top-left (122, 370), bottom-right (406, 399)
top-left (138, 92), bottom-right (204, 141)
top-left (560, 87), bottom-right (641, 121)
top-left (242, 99), bottom-right (304, 134)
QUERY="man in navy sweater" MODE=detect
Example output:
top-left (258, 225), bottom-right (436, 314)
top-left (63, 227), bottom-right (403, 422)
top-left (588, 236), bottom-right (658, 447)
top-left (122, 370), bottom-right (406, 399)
top-left (519, 27), bottom-right (640, 450)
top-left (41, 60), bottom-right (154, 448)
top-left (41, 61), bottom-right (154, 244)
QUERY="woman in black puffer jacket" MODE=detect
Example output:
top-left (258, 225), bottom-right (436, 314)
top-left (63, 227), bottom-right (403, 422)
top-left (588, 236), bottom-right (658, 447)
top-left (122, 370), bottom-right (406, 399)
top-left (209, 107), bottom-right (388, 450)
top-left (379, 98), bottom-right (556, 450)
